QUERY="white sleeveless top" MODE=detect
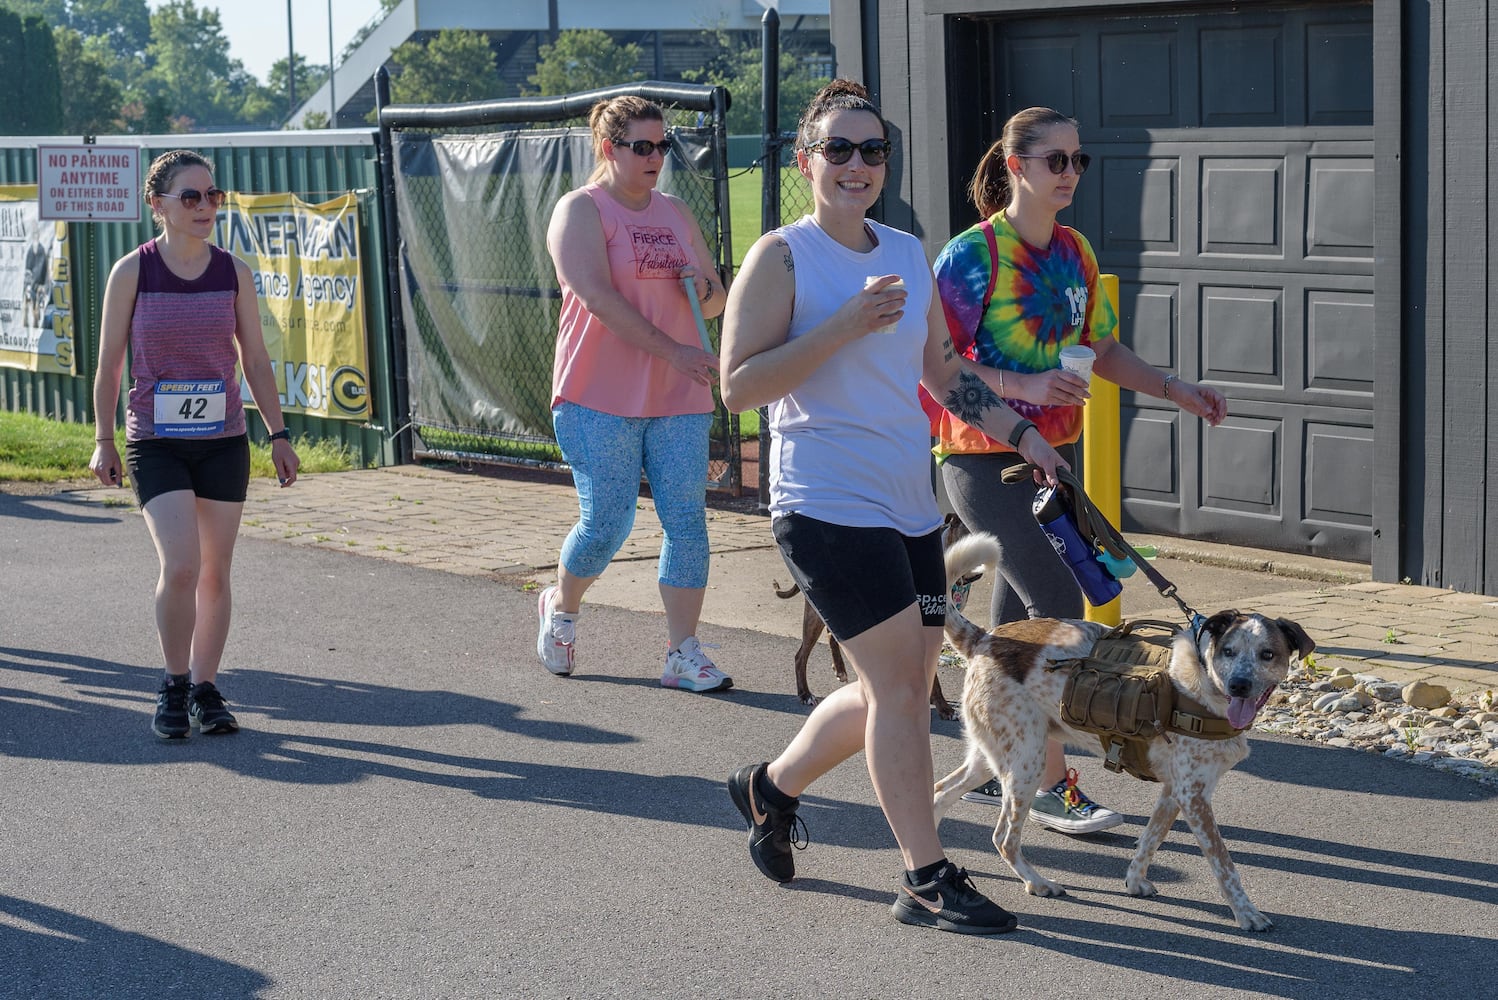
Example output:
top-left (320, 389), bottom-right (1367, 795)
top-left (767, 215), bottom-right (942, 535)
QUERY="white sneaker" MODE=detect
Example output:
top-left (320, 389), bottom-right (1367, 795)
top-left (661, 636), bottom-right (732, 692)
top-left (536, 585), bottom-right (576, 676)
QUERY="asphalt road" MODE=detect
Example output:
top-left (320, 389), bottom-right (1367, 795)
top-left (2, 490), bottom-right (1494, 1000)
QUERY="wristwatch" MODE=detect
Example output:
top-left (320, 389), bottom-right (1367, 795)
top-left (268, 429), bottom-right (291, 443)
top-left (1007, 419), bottom-right (1037, 450)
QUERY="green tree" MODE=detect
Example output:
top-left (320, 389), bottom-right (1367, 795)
top-left (70, 0), bottom-right (150, 60)
top-left (387, 29), bottom-right (502, 106)
top-left (0, 1), bottom-right (66, 27)
top-left (53, 26), bottom-right (123, 134)
top-left (528, 29), bottom-right (641, 97)
top-left (141, 0), bottom-right (244, 128)
top-left (685, 32), bottom-right (829, 136)
top-left (0, 8), bottom-right (22, 134)
top-left (17, 13), bottom-right (65, 134)
top-left (268, 53), bottom-right (329, 112)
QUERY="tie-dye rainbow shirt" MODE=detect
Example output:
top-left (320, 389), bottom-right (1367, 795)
top-left (930, 214), bottom-right (1117, 457)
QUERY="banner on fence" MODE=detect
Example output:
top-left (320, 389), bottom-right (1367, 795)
top-left (217, 191), bottom-right (370, 421)
top-left (0, 185), bottom-right (76, 376)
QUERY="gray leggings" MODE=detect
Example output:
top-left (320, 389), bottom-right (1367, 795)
top-left (941, 447), bottom-right (1083, 626)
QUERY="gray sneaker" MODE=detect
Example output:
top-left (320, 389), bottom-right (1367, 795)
top-left (1029, 771), bottom-right (1123, 835)
top-left (535, 585), bottom-right (576, 676)
top-left (960, 778), bottom-right (1004, 806)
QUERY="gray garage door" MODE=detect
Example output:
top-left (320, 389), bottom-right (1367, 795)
top-left (984, 2), bottom-right (1373, 561)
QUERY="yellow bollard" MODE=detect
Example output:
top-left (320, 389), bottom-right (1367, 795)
top-left (1082, 274), bottom-right (1122, 626)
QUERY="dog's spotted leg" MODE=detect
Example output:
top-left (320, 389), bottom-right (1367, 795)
top-left (993, 780), bottom-right (1065, 898)
top-left (1177, 785), bottom-right (1272, 931)
top-left (932, 747), bottom-right (988, 822)
top-left (1125, 790), bottom-right (1180, 898)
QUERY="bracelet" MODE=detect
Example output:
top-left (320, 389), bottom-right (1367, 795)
top-left (998, 369), bottom-right (1006, 397)
top-left (1006, 419), bottom-right (1037, 450)
top-left (1162, 373), bottom-right (1180, 400)
top-left (701, 283), bottom-right (714, 303)
top-left (95, 437), bottom-right (115, 442)
top-left (268, 428), bottom-right (291, 443)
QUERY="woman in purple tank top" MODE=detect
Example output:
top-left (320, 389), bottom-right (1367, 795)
top-left (88, 150), bottom-right (300, 741)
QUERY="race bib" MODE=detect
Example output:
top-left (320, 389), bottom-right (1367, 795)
top-left (153, 379), bottom-right (227, 436)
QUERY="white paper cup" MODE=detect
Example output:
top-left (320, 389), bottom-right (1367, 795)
top-left (864, 275), bottom-right (905, 333)
top-left (1059, 344), bottom-right (1095, 386)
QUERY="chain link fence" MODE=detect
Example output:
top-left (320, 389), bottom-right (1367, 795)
top-left (380, 83), bottom-right (741, 491)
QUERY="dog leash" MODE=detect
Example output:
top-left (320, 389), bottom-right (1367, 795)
top-left (1004, 462), bottom-right (1204, 634)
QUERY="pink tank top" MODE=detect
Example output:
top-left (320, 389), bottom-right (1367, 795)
top-left (550, 185), bottom-right (713, 417)
top-left (125, 239), bottom-right (245, 440)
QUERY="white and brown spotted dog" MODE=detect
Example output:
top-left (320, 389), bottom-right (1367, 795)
top-left (933, 532), bottom-right (1314, 931)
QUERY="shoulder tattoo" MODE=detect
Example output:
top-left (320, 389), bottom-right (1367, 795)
top-left (773, 237), bottom-right (793, 272)
top-left (944, 370), bottom-right (1003, 429)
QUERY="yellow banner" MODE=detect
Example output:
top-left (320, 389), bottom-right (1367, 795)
top-left (217, 191), bottom-right (370, 420)
top-left (0, 185), bottom-right (76, 376)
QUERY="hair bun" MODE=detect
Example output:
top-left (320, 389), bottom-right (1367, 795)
top-left (819, 79), bottom-right (869, 102)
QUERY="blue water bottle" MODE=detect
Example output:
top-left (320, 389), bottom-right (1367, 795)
top-left (1032, 485), bottom-right (1123, 607)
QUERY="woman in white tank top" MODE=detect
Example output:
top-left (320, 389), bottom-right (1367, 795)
top-left (718, 80), bottom-right (1066, 935)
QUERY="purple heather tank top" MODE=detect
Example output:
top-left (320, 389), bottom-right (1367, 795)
top-left (125, 239), bottom-right (245, 441)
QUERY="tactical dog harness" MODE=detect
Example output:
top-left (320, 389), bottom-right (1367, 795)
top-left (1047, 620), bottom-right (1247, 782)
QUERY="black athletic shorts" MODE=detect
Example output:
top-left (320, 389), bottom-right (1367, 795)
top-left (771, 512), bottom-right (947, 642)
top-left (125, 434), bottom-right (251, 509)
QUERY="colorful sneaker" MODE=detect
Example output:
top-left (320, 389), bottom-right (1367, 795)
top-left (960, 777), bottom-right (1004, 807)
top-left (727, 762), bottom-right (807, 882)
top-left (1029, 768), bottom-right (1123, 835)
top-left (535, 585), bottom-right (576, 676)
top-left (152, 674), bottom-right (191, 740)
top-left (661, 636), bottom-right (732, 692)
top-left (188, 681), bottom-right (240, 734)
top-left (891, 862), bottom-right (1019, 935)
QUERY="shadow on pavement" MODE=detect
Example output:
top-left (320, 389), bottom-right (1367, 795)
top-left (0, 491), bottom-right (123, 525)
top-left (0, 895), bottom-right (271, 999)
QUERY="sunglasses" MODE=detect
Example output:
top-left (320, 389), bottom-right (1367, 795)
top-left (159, 187), bottom-right (227, 209)
top-left (617, 137), bottom-right (672, 157)
top-left (805, 136), bottom-right (893, 167)
top-left (1016, 151), bottom-right (1091, 175)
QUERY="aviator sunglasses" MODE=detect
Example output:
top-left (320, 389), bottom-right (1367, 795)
top-left (805, 136), bottom-right (893, 167)
top-left (158, 187), bottom-right (227, 209)
top-left (617, 137), bottom-right (673, 157)
top-left (1015, 151), bottom-right (1091, 175)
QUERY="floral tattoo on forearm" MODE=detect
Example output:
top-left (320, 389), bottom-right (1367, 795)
top-left (944, 370), bottom-right (1002, 429)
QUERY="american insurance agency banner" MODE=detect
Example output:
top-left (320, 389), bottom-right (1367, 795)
top-left (217, 191), bottom-right (370, 421)
top-left (0, 185), bottom-right (76, 376)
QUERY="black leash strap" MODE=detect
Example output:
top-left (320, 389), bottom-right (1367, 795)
top-left (1003, 462), bottom-right (1199, 624)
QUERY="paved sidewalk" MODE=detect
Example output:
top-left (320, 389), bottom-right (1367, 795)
top-left (79, 463), bottom-right (1498, 697)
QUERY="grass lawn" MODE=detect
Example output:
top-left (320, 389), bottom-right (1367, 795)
top-left (0, 410), bottom-right (356, 485)
top-left (726, 165), bottom-right (811, 271)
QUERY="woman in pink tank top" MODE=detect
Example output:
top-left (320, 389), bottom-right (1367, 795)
top-left (535, 95), bottom-right (732, 693)
top-left (88, 150), bottom-right (300, 741)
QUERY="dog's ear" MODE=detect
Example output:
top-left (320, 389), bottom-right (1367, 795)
top-left (1276, 618), bottom-right (1316, 659)
top-left (1201, 610), bottom-right (1240, 639)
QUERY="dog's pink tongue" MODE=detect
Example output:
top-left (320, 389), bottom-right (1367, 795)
top-left (1227, 697), bottom-right (1256, 729)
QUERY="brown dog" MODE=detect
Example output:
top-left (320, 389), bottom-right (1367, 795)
top-left (932, 531), bottom-right (1315, 931)
top-left (774, 513), bottom-right (973, 719)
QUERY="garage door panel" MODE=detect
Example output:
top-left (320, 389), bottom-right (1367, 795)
top-left (1201, 157), bottom-right (1285, 256)
top-left (1003, 36), bottom-right (1082, 115)
top-left (1202, 284), bottom-right (1283, 386)
top-left (1305, 20), bottom-right (1374, 125)
top-left (1306, 156), bottom-right (1374, 257)
top-left (1305, 288), bottom-right (1375, 393)
top-left (1203, 416), bottom-right (1282, 514)
top-left (1200, 25), bottom-right (1285, 125)
top-left (1100, 157), bottom-right (1178, 252)
top-left (1305, 420), bottom-right (1373, 523)
top-left (1099, 30), bottom-right (1178, 126)
top-left (1120, 411), bottom-right (1179, 502)
top-left (1116, 280), bottom-right (1177, 369)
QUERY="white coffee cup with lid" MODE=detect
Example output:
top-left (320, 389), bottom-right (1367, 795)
top-left (1058, 344), bottom-right (1095, 386)
top-left (864, 275), bottom-right (906, 334)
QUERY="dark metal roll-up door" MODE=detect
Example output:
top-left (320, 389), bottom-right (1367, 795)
top-left (977, 2), bottom-right (1374, 561)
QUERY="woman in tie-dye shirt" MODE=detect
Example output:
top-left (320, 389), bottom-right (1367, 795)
top-left (930, 107), bottom-right (1226, 833)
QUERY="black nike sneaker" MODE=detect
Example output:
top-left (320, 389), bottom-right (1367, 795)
top-left (153, 674), bottom-right (191, 740)
top-left (891, 863), bottom-right (1019, 934)
top-left (727, 762), bottom-right (807, 883)
top-left (188, 681), bottom-right (240, 734)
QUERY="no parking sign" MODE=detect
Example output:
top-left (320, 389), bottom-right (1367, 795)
top-left (35, 145), bottom-right (141, 222)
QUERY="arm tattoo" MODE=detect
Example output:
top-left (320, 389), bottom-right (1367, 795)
top-left (773, 237), bottom-right (793, 272)
top-left (944, 370), bottom-right (1003, 429)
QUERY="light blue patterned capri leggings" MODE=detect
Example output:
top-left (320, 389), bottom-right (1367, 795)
top-left (553, 402), bottom-right (712, 588)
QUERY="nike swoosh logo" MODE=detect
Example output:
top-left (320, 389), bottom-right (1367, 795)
top-left (748, 781), bottom-right (767, 826)
top-left (902, 886), bottom-right (945, 914)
